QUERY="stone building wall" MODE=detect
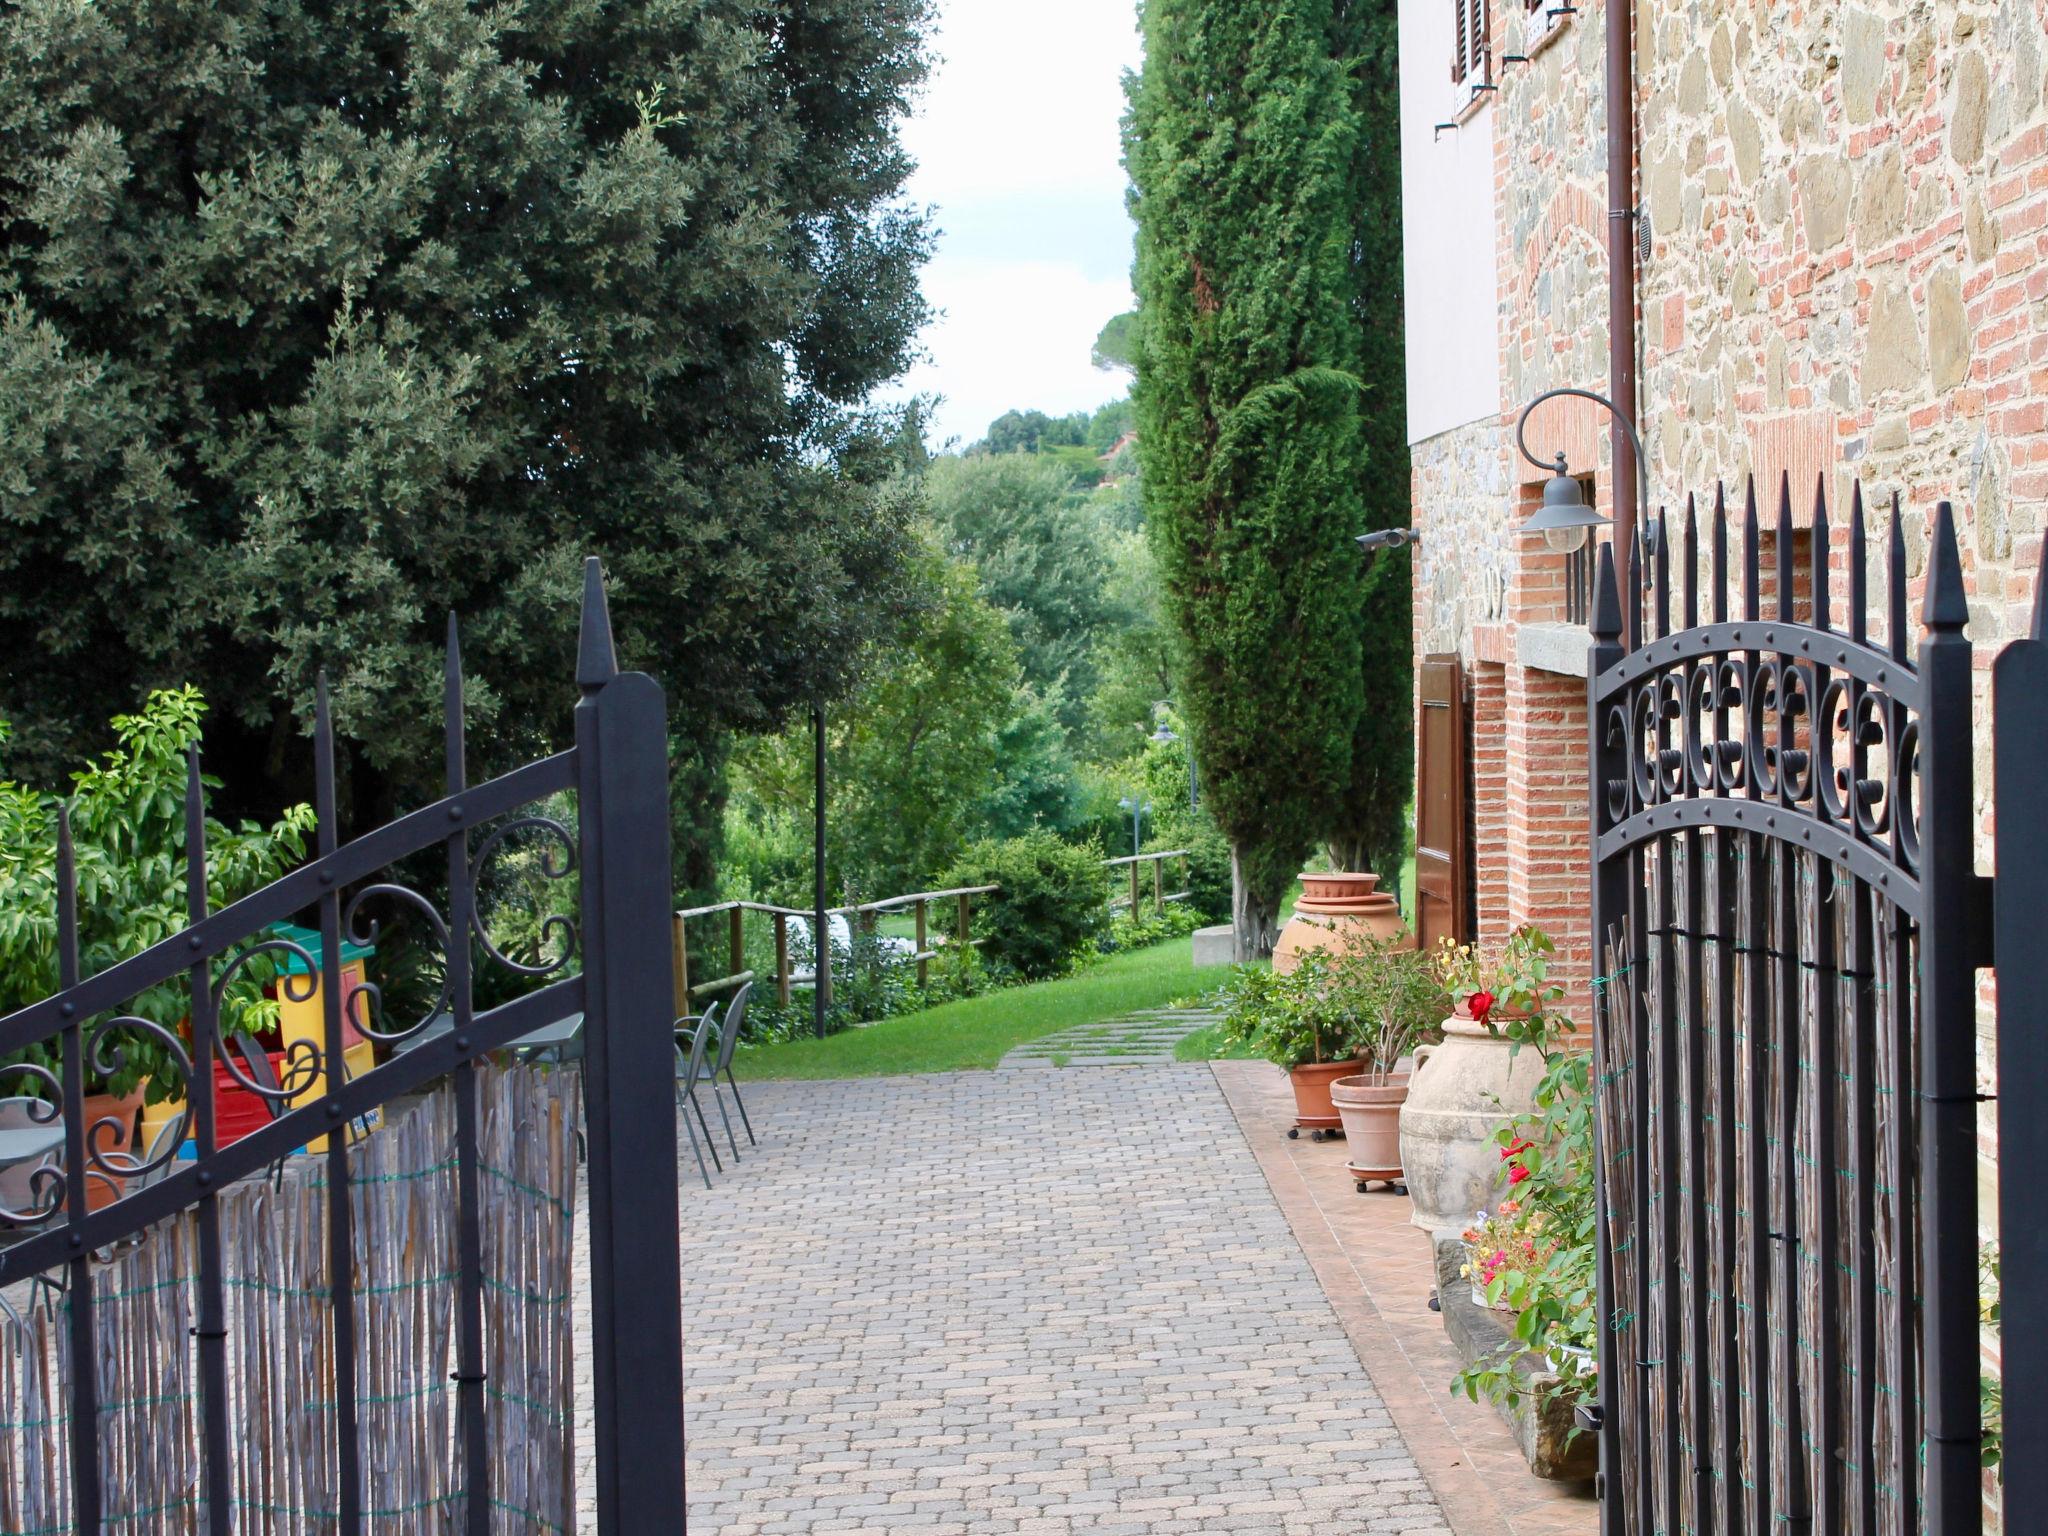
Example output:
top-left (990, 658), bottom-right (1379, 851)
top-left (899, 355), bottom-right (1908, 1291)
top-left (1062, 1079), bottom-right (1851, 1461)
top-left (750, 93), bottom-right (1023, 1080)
top-left (1410, 0), bottom-right (2046, 1226)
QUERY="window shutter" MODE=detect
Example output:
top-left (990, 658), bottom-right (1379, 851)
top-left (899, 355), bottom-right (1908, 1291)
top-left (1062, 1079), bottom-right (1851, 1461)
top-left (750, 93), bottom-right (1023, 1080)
top-left (1452, 0), bottom-right (1467, 82)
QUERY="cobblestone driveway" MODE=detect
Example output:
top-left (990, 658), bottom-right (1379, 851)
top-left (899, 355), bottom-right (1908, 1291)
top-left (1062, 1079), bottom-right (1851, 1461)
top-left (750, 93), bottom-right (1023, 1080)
top-left (672, 1067), bottom-right (1450, 1535)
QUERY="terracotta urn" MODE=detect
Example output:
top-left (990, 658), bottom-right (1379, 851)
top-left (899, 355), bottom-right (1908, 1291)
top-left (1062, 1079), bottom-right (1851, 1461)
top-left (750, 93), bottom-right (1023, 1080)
top-left (1272, 872), bottom-right (1406, 975)
top-left (1285, 1057), bottom-right (1357, 1131)
top-left (1331, 1071), bottom-right (1409, 1188)
top-left (1396, 1002), bottom-right (1549, 1234)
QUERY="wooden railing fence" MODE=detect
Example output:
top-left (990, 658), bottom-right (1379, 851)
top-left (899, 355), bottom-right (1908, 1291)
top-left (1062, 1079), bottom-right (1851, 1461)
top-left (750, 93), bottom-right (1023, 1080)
top-left (670, 886), bottom-right (1000, 1013)
top-left (1103, 849), bottom-right (1191, 916)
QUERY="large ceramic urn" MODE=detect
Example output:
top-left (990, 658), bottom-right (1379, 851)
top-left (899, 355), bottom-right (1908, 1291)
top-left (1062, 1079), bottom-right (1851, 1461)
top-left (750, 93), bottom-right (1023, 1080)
top-left (1397, 1002), bottom-right (1548, 1234)
top-left (1272, 872), bottom-right (1406, 975)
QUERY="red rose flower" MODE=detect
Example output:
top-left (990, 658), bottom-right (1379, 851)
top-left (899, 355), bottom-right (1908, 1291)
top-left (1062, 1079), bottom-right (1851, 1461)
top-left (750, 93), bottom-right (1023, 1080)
top-left (1468, 989), bottom-right (1496, 1025)
top-left (1508, 1164), bottom-right (1532, 1186)
top-left (1500, 1138), bottom-right (1532, 1162)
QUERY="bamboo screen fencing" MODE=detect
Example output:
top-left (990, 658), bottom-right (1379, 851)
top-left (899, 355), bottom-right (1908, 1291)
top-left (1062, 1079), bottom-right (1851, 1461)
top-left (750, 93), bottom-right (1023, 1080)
top-left (0, 1063), bottom-right (579, 1534)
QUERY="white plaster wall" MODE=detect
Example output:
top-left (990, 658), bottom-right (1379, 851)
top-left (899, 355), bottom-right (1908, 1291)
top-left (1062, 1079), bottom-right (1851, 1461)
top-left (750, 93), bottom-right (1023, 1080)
top-left (1398, 0), bottom-right (1501, 446)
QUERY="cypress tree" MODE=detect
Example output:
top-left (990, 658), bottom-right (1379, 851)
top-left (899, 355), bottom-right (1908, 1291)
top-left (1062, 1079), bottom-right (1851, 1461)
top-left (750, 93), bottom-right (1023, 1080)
top-left (1327, 0), bottom-right (1413, 884)
top-left (1126, 0), bottom-right (1368, 956)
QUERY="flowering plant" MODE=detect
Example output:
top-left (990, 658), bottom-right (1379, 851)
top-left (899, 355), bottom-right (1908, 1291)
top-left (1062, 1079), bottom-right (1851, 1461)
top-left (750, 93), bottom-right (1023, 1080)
top-left (1451, 1041), bottom-right (1599, 1423)
top-left (1430, 925), bottom-right (1570, 1060)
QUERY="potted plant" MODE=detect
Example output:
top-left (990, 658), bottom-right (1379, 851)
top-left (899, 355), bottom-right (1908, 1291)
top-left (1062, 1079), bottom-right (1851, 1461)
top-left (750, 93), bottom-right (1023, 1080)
top-left (1398, 926), bottom-right (1571, 1233)
top-left (0, 689), bottom-right (313, 1209)
top-left (1325, 931), bottom-right (1445, 1190)
top-left (1448, 1046), bottom-right (1599, 1479)
top-left (1217, 949), bottom-right (1360, 1139)
top-left (1271, 868), bottom-right (1406, 975)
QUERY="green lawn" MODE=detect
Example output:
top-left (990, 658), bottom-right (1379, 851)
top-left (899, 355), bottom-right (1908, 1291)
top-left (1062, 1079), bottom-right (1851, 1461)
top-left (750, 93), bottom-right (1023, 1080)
top-left (732, 938), bottom-right (1233, 1080)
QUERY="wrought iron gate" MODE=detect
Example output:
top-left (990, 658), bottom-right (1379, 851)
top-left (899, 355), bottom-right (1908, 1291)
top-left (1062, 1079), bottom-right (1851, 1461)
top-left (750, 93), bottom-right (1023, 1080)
top-left (0, 559), bottom-right (686, 1533)
top-left (1585, 482), bottom-right (1992, 1534)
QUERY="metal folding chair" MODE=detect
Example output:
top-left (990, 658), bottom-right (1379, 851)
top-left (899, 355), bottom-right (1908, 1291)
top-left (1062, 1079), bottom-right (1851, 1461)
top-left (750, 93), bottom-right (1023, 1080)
top-left (675, 1003), bottom-right (724, 1183)
top-left (683, 1003), bottom-right (741, 1164)
top-left (711, 980), bottom-right (756, 1149)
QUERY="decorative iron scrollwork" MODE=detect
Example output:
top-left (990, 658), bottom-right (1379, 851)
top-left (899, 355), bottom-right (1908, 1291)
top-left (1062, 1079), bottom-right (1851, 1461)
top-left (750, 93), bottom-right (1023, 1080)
top-left (343, 884), bottom-right (455, 1044)
top-left (468, 814), bottom-right (580, 980)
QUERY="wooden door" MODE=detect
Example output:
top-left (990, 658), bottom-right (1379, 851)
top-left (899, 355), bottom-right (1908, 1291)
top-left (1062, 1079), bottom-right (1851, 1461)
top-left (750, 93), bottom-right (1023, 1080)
top-left (1414, 653), bottom-right (1470, 951)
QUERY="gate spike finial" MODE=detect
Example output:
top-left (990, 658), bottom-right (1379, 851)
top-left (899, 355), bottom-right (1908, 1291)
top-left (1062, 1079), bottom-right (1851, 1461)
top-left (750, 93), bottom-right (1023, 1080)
top-left (1776, 471), bottom-right (1796, 622)
top-left (185, 744), bottom-right (208, 923)
top-left (1591, 540), bottom-right (1623, 642)
top-left (1683, 493), bottom-right (1698, 632)
top-left (1711, 482), bottom-right (1728, 625)
top-left (1742, 476), bottom-right (1761, 623)
top-left (1849, 483), bottom-right (1868, 645)
top-left (1922, 500), bottom-right (1968, 633)
top-left (445, 612), bottom-right (465, 791)
top-left (1812, 472), bottom-right (1831, 633)
top-left (1888, 493), bottom-right (1910, 661)
top-left (315, 670), bottom-right (339, 857)
top-left (56, 802), bottom-right (79, 989)
top-left (577, 556), bottom-right (618, 688)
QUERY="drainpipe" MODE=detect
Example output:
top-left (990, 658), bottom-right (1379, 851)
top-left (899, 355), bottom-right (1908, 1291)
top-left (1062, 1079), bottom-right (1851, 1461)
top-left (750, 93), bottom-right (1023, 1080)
top-left (1605, 0), bottom-right (1640, 647)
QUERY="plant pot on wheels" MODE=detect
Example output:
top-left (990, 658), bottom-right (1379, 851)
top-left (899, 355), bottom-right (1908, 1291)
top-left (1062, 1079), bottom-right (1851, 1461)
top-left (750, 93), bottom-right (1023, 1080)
top-left (1331, 1072), bottom-right (1409, 1191)
top-left (1285, 1058), bottom-right (1355, 1142)
top-left (1397, 1003), bottom-right (1548, 1235)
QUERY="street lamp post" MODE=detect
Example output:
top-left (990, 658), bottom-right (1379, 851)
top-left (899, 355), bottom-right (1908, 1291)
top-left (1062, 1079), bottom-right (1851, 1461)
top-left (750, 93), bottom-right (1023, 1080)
top-left (1116, 795), bottom-right (1149, 858)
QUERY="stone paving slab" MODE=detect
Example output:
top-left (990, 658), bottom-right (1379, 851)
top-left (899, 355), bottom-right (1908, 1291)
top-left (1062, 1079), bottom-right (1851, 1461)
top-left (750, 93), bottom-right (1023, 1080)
top-left (659, 1068), bottom-right (1451, 1534)
top-left (997, 1008), bottom-right (1220, 1069)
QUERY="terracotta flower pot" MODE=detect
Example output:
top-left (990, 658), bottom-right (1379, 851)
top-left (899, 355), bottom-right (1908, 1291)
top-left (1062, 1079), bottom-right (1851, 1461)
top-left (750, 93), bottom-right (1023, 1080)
top-left (1331, 1072), bottom-right (1409, 1186)
top-left (1285, 1058), bottom-right (1356, 1130)
top-left (1272, 871), bottom-right (1407, 975)
top-left (1397, 1002), bottom-right (1548, 1235)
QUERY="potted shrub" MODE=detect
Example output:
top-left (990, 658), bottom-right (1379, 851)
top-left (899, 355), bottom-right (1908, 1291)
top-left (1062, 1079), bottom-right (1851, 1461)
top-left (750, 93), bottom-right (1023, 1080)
top-left (1326, 932), bottom-right (1445, 1190)
top-left (1218, 949), bottom-right (1360, 1139)
top-left (0, 689), bottom-right (313, 1208)
top-left (1399, 926), bottom-right (1570, 1234)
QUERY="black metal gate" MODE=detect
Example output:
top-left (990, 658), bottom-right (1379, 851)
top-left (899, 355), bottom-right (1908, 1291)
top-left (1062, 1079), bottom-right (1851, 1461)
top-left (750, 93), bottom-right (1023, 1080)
top-left (1585, 481), bottom-right (1992, 1533)
top-left (0, 558), bottom-right (686, 1533)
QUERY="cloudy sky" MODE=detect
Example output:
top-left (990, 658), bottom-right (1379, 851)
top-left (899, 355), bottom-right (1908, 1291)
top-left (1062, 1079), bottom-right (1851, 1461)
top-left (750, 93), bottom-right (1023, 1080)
top-left (890, 0), bottom-right (1143, 451)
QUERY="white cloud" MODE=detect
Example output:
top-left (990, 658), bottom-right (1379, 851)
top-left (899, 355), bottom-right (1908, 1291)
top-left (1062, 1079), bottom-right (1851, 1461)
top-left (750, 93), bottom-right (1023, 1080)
top-left (884, 0), bottom-right (1143, 450)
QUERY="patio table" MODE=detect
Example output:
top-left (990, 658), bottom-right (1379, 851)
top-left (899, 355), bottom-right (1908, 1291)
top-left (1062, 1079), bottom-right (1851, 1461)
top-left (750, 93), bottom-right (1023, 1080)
top-left (0, 1124), bottom-right (64, 1167)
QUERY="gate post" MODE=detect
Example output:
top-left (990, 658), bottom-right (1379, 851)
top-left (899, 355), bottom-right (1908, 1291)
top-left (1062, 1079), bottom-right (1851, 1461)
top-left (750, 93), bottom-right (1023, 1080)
top-left (1584, 545), bottom-right (1626, 1534)
top-left (1918, 505), bottom-right (1983, 1529)
top-left (1995, 556), bottom-right (2048, 1516)
top-left (573, 558), bottom-right (688, 1532)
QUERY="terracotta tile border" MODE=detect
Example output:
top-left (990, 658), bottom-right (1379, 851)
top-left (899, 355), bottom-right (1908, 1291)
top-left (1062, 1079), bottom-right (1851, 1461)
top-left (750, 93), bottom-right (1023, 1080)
top-left (1211, 1060), bottom-right (1598, 1536)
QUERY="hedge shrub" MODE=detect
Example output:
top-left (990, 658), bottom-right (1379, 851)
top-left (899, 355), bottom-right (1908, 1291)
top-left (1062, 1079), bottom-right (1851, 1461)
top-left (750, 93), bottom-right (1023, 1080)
top-left (944, 830), bottom-right (1107, 980)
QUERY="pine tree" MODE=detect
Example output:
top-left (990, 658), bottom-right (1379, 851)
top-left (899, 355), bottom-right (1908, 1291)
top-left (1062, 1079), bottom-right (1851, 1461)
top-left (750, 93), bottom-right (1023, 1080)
top-left (0, 0), bottom-right (934, 886)
top-left (1126, 0), bottom-right (1369, 956)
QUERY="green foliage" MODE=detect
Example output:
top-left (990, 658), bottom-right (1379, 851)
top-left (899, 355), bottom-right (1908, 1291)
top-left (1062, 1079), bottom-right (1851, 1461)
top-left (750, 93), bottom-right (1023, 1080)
top-left (977, 684), bottom-right (1083, 839)
top-left (979, 409), bottom-right (1090, 455)
top-left (1217, 929), bottom-right (1442, 1072)
top-left (1431, 927), bottom-right (1572, 1061)
top-left (1125, 0), bottom-right (1374, 943)
top-left (728, 540), bottom-right (1020, 899)
top-left (924, 454), bottom-right (1119, 726)
top-left (0, 689), bottom-right (314, 1102)
top-left (943, 831), bottom-right (1108, 981)
top-left (1097, 901), bottom-right (1202, 956)
top-left (1171, 826), bottom-right (1234, 925)
top-left (1327, 0), bottom-right (1412, 882)
top-left (741, 924), bottom-right (991, 1045)
top-left (0, 0), bottom-right (935, 860)
top-left (1091, 313), bottom-right (1141, 374)
top-left (1080, 531), bottom-right (1181, 763)
top-left (1450, 1047), bottom-right (1599, 1421)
